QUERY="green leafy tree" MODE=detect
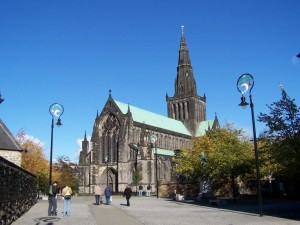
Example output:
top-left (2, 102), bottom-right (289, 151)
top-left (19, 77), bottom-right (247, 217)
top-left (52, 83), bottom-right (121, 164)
top-left (175, 123), bottom-right (254, 197)
top-left (258, 87), bottom-right (300, 175)
top-left (205, 125), bottom-right (254, 180)
top-left (256, 131), bottom-right (286, 180)
top-left (132, 164), bottom-right (143, 185)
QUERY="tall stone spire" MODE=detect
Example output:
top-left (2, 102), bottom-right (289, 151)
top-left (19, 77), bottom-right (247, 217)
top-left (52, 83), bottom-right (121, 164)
top-left (174, 28), bottom-right (197, 98)
top-left (79, 130), bottom-right (89, 164)
top-left (167, 27), bottom-right (206, 136)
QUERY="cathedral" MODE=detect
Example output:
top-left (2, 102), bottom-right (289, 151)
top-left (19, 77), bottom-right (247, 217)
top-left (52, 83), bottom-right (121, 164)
top-left (78, 31), bottom-right (219, 195)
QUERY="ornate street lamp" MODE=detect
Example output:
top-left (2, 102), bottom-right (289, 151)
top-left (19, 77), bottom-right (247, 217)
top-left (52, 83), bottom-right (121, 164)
top-left (105, 155), bottom-right (108, 186)
top-left (198, 151), bottom-right (208, 200)
top-left (49, 103), bottom-right (64, 185)
top-left (149, 133), bottom-right (158, 198)
top-left (89, 150), bottom-right (92, 194)
top-left (237, 73), bottom-right (263, 216)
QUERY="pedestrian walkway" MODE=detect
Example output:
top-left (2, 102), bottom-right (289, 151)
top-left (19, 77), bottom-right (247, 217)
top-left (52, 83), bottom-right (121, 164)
top-left (12, 195), bottom-right (300, 225)
top-left (12, 195), bottom-right (143, 225)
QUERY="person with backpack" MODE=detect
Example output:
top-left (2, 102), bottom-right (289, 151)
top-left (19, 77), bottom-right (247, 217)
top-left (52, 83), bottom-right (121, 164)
top-left (104, 186), bottom-right (112, 205)
top-left (48, 181), bottom-right (58, 216)
top-left (61, 185), bottom-right (73, 217)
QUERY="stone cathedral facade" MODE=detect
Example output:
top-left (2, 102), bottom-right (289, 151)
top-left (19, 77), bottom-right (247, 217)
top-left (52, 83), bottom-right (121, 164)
top-left (78, 32), bottom-right (219, 195)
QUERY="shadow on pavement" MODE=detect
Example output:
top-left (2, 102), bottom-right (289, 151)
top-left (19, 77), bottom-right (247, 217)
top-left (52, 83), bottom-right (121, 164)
top-left (167, 197), bottom-right (300, 221)
top-left (34, 217), bottom-right (60, 225)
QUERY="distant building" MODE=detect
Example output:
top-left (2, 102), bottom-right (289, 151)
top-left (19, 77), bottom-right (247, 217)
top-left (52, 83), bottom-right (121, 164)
top-left (0, 119), bottom-right (23, 166)
top-left (78, 32), bottom-right (220, 195)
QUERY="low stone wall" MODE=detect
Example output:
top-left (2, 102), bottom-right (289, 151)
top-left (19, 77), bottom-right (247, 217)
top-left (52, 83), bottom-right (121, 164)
top-left (159, 181), bottom-right (199, 198)
top-left (0, 156), bottom-right (37, 225)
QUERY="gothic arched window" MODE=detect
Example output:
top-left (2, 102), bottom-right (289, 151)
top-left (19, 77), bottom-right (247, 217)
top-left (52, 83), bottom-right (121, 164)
top-left (101, 114), bottom-right (120, 163)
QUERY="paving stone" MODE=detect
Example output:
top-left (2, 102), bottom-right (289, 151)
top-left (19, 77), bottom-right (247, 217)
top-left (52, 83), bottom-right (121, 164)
top-left (11, 196), bottom-right (300, 225)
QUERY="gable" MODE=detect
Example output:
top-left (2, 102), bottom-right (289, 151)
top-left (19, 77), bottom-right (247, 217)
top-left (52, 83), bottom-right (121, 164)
top-left (195, 120), bottom-right (215, 137)
top-left (114, 100), bottom-right (191, 136)
top-left (0, 119), bottom-right (22, 151)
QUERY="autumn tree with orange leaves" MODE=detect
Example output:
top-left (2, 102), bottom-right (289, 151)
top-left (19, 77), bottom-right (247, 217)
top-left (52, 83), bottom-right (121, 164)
top-left (16, 130), bottom-right (50, 195)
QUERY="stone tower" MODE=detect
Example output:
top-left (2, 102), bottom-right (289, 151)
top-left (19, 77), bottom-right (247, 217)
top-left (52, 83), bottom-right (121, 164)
top-left (166, 30), bottom-right (206, 136)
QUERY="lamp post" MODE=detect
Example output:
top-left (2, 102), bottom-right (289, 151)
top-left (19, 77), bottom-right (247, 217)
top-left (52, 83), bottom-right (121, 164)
top-left (128, 142), bottom-right (139, 196)
top-left (0, 92), bottom-right (4, 104)
top-left (150, 133), bottom-right (158, 198)
top-left (89, 151), bottom-right (92, 194)
top-left (49, 103), bottom-right (64, 185)
top-left (105, 155), bottom-right (108, 186)
top-left (200, 151), bottom-right (206, 198)
top-left (237, 73), bottom-right (263, 217)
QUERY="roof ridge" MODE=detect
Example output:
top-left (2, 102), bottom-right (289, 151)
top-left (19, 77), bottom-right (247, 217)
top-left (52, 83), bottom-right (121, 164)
top-left (114, 100), bottom-right (191, 136)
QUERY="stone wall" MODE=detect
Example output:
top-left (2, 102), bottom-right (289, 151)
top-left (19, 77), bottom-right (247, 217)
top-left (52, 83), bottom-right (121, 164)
top-left (159, 181), bottom-right (199, 198)
top-left (0, 156), bottom-right (37, 225)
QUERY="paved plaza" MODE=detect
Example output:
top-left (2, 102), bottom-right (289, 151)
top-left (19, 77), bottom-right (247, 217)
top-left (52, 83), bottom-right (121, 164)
top-left (12, 195), bottom-right (300, 225)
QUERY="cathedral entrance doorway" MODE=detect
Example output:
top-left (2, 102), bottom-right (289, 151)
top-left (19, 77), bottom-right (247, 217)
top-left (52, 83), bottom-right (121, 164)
top-left (99, 166), bottom-right (118, 192)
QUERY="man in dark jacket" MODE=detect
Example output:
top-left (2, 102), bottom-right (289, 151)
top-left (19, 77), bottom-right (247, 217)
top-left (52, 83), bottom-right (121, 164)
top-left (48, 181), bottom-right (58, 216)
top-left (104, 186), bottom-right (112, 205)
top-left (123, 185), bottom-right (132, 206)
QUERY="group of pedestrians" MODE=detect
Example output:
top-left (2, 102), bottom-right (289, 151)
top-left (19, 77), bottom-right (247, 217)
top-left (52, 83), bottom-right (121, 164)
top-left (94, 184), bottom-right (113, 205)
top-left (48, 181), bottom-right (73, 217)
top-left (94, 184), bottom-right (133, 207)
top-left (48, 181), bottom-right (152, 217)
top-left (138, 184), bottom-right (151, 197)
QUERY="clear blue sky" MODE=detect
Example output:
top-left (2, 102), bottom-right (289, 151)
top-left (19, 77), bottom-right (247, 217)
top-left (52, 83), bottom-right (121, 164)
top-left (1, 0), bottom-right (299, 162)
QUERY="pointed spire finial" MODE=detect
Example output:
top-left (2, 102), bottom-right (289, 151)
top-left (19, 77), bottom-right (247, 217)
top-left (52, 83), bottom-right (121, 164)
top-left (181, 25), bottom-right (184, 36)
top-left (84, 130), bottom-right (87, 141)
top-left (127, 103), bottom-right (131, 113)
top-left (109, 89), bottom-right (111, 97)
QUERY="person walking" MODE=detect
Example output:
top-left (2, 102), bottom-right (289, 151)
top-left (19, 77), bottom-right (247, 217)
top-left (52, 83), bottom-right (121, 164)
top-left (138, 184), bottom-right (143, 196)
top-left (61, 185), bottom-right (73, 217)
top-left (104, 186), bottom-right (112, 205)
top-left (146, 184), bottom-right (151, 197)
top-left (94, 184), bottom-right (102, 205)
top-left (123, 185), bottom-right (132, 206)
top-left (48, 181), bottom-right (58, 216)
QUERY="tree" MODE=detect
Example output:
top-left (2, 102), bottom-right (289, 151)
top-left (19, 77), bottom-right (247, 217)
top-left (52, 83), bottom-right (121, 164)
top-left (258, 87), bottom-right (300, 152)
top-left (205, 125), bottom-right (254, 180)
top-left (53, 156), bottom-right (79, 194)
top-left (16, 130), bottom-right (49, 195)
top-left (174, 123), bottom-right (254, 197)
top-left (258, 87), bottom-right (300, 175)
top-left (132, 164), bottom-right (143, 194)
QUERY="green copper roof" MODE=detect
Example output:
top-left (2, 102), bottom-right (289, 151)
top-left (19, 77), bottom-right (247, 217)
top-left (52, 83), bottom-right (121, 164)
top-left (196, 120), bottom-right (215, 136)
top-left (152, 148), bottom-right (175, 156)
top-left (128, 144), bottom-right (175, 157)
top-left (114, 100), bottom-right (191, 136)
